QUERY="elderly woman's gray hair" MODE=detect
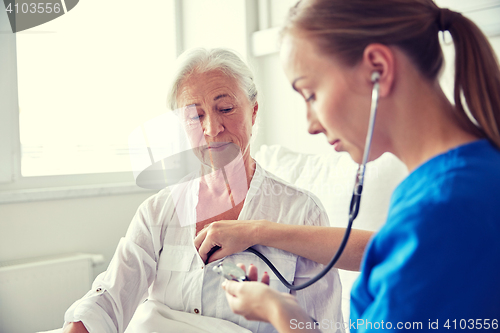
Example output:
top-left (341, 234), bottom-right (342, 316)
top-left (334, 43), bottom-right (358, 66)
top-left (167, 48), bottom-right (258, 111)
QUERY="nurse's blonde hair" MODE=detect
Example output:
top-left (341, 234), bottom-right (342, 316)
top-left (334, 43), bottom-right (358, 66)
top-left (283, 0), bottom-right (500, 149)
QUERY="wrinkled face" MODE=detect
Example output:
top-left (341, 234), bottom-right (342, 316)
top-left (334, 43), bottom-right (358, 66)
top-left (280, 33), bottom-right (373, 163)
top-left (176, 70), bottom-right (257, 168)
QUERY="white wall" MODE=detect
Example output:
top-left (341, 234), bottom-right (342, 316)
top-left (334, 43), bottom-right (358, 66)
top-left (181, 0), bottom-right (250, 56)
top-left (251, 0), bottom-right (500, 156)
top-left (252, 53), bottom-right (333, 155)
top-left (0, 192), bottom-right (155, 279)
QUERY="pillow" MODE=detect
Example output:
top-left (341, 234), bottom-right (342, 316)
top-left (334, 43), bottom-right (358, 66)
top-left (255, 145), bottom-right (408, 231)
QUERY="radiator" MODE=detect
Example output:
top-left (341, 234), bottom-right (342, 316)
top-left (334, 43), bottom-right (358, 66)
top-left (0, 253), bottom-right (104, 333)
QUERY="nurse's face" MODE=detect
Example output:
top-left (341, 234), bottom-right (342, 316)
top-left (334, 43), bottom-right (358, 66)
top-left (280, 33), bottom-right (376, 163)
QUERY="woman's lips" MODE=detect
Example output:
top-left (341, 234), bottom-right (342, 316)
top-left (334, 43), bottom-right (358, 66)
top-left (330, 140), bottom-right (341, 151)
top-left (207, 142), bottom-right (230, 150)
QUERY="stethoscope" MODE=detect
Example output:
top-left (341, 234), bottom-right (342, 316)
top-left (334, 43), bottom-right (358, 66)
top-left (214, 71), bottom-right (381, 290)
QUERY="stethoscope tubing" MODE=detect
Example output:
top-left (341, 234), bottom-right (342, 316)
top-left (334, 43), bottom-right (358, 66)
top-left (244, 72), bottom-right (381, 290)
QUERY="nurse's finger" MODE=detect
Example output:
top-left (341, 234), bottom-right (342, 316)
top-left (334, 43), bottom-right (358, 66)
top-left (207, 245), bottom-right (239, 264)
top-left (197, 237), bottom-right (221, 264)
top-left (193, 227), bottom-right (207, 250)
top-left (222, 280), bottom-right (242, 298)
top-left (223, 281), bottom-right (247, 317)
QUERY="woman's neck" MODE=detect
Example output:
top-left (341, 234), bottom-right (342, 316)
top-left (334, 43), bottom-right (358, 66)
top-left (195, 152), bottom-right (255, 231)
top-left (200, 150), bottom-right (256, 192)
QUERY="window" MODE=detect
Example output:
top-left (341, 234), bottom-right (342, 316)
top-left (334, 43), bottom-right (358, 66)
top-left (1, 0), bottom-right (179, 198)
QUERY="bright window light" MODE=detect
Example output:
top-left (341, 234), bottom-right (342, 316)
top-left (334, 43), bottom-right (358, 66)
top-left (16, 0), bottom-right (177, 177)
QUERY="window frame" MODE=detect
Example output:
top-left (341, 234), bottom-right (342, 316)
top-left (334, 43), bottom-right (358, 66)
top-left (0, 0), bottom-right (184, 203)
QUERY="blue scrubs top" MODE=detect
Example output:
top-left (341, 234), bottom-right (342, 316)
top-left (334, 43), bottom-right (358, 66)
top-left (350, 139), bottom-right (500, 332)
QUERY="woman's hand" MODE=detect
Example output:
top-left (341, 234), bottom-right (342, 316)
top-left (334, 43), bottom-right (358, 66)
top-left (194, 220), bottom-right (264, 263)
top-left (63, 321), bottom-right (89, 333)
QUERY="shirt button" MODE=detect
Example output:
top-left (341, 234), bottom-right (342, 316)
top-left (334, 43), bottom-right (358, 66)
top-left (96, 288), bottom-right (102, 292)
top-left (194, 308), bottom-right (200, 314)
top-left (201, 266), bottom-right (204, 269)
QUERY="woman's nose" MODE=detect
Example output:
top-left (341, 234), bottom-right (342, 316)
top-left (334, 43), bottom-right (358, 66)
top-left (307, 107), bottom-right (324, 135)
top-left (203, 113), bottom-right (224, 137)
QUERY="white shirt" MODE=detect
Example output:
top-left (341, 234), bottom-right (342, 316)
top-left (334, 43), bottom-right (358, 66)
top-left (64, 162), bottom-right (343, 333)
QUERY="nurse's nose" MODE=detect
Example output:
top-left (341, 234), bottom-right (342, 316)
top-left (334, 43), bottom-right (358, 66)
top-left (203, 113), bottom-right (224, 137)
top-left (307, 107), bottom-right (325, 135)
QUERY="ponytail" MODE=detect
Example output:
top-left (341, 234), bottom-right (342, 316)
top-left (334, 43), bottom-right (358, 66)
top-left (447, 13), bottom-right (500, 149)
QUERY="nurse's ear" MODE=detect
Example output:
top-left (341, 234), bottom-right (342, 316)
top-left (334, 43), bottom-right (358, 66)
top-left (361, 43), bottom-right (395, 97)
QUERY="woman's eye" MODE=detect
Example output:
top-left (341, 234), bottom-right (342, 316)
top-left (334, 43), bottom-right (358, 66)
top-left (305, 94), bottom-right (315, 103)
top-left (188, 114), bottom-right (202, 122)
top-left (220, 108), bottom-right (233, 113)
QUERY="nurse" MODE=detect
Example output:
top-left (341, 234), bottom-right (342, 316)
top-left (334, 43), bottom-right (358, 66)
top-left (219, 0), bottom-right (500, 331)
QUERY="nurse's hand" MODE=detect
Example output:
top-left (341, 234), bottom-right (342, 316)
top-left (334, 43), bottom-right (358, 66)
top-left (223, 264), bottom-right (319, 333)
top-left (195, 220), bottom-right (264, 263)
top-left (222, 263), bottom-right (275, 322)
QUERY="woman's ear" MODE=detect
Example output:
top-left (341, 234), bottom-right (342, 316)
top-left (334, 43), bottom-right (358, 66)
top-left (251, 102), bottom-right (259, 125)
top-left (362, 44), bottom-right (395, 97)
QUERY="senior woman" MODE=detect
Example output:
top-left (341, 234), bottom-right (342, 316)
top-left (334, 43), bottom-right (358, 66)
top-left (62, 48), bottom-right (369, 333)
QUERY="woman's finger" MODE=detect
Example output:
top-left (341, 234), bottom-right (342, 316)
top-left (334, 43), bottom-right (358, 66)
top-left (247, 264), bottom-right (258, 281)
top-left (261, 271), bottom-right (270, 285)
top-left (237, 263), bottom-right (246, 272)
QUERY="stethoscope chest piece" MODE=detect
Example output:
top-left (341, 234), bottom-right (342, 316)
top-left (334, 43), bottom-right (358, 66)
top-left (213, 262), bottom-right (249, 282)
